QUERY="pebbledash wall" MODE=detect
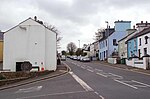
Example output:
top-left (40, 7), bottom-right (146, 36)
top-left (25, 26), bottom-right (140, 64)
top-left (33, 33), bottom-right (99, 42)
top-left (3, 18), bottom-right (57, 72)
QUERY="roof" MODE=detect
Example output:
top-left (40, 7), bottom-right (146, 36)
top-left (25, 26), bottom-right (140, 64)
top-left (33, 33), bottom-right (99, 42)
top-left (118, 29), bottom-right (136, 42)
top-left (99, 28), bottom-right (115, 42)
top-left (114, 20), bottom-right (131, 23)
top-left (5, 17), bottom-right (56, 34)
top-left (0, 32), bottom-right (4, 41)
top-left (127, 27), bottom-right (150, 41)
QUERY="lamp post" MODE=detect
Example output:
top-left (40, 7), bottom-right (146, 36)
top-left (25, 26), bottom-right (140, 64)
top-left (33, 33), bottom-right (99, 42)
top-left (78, 40), bottom-right (80, 48)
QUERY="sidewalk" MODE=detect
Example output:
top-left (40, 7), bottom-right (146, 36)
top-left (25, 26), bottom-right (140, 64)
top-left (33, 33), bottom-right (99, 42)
top-left (92, 61), bottom-right (150, 75)
top-left (0, 64), bottom-right (69, 90)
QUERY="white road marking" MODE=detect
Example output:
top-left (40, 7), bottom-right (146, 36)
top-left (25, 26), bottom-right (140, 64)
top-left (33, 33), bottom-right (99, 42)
top-left (96, 72), bottom-right (107, 78)
top-left (95, 69), bottom-right (103, 72)
top-left (94, 92), bottom-right (105, 99)
top-left (16, 90), bottom-right (87, 99)
top-left (69, 72), bottom-right (94, 91)
top-left (132, 80), bottom-right (150, 87)
top-left (87, 69), bottom-right (94, 72)
top-left (81, 66), bottom-right (85, 69)
top-left (114, 80), bottom-right (138, 89)
top-left (16, 86), bottom-right (42, 93)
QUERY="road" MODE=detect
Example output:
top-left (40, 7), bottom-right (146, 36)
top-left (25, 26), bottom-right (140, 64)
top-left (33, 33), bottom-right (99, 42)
top-left (0, 59), bottom-right (150, 99)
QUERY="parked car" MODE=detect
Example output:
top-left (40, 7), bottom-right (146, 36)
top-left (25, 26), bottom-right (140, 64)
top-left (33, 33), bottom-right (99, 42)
top-left (80, 56), bottom-right (90, 62)
top-left (61, 55), bottom-right (66, 61)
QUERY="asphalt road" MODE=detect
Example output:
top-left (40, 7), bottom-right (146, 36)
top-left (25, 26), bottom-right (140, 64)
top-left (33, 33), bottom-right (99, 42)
top-left (0, 59), bottom-right (150, 99)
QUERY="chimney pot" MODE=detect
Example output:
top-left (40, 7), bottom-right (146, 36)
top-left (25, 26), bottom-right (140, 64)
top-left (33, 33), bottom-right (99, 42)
top-left (34, 16), bottom-right (37, 21)
top-left (141, 21), bottom-right (143, 23)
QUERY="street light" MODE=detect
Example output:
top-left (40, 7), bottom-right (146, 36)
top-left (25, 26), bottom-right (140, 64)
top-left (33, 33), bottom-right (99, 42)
top-left (78, 40), bottom-right (80, 48)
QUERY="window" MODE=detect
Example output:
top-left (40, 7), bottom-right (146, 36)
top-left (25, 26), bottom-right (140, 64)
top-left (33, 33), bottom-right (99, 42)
top-left (144, 48), bottom-right (147, 56)
top-left (138, 49), bottom-right (141, 58)
top-left (106, 40), bottom-right (107, 47)
top-left (145, 36), bottom-right (148, 44)
top-left (113, 39), bottom-right (117, 46)
top-left (139, 38), bottom-right (141, 46)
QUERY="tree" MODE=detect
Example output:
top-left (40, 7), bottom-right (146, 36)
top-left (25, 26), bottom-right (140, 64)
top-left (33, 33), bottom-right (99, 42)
top-left (67, 42), bottom-right (77, 55)
top-left (76, 48), bottom-right (83, 56)
top-left (61, 50), bottom-right (66, 55)
top-left (93, 28), bottom-right (105, 41)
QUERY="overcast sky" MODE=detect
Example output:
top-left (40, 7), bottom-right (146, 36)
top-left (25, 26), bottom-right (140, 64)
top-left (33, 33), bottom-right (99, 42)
top-left (0, 0), bottom-right (150, 52)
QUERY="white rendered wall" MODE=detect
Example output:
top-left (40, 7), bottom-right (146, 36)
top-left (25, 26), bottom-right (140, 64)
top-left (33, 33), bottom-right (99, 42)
top-left (45, 29), bottom-right (56, 71)
top-left (3, 19), bottom-right (56, 71)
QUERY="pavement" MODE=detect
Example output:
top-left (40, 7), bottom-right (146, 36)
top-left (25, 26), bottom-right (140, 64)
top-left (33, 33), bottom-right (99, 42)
top-left (0, 63), bottom-right (70, 90)
top-left (92, 60), bottom-right (150, 75)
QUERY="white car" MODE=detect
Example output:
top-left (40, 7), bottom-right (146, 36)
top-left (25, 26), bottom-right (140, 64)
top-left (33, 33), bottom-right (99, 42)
top-left (61, 55), bottom-right (66, 61)
top-left (80, 56), bottom-right (90, 62)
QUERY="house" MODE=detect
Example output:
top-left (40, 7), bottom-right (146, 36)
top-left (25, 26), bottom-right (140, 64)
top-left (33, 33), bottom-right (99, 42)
top-left (126, 21), bottom-right (150, 58)
top-left (0, 32), bottom-right (4, 62)
top-left (3, 17), bottom-right (57, 72)
top-left (108, 20), bottom-right (131, 57)
top-left (118, 29), bottom-right (137, 59)
top-left (99, 28), bottom-right (115, 60)
top-left (89, 41), bottom-right (99, 60)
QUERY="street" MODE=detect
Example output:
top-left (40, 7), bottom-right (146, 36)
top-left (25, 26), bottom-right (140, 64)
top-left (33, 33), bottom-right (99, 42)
top-left (0, 59), bottom-right (150, 99)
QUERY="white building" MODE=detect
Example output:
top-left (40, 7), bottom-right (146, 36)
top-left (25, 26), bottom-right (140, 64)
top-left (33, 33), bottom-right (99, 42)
top-left (3, 17), bottom-right (57, 72)
top-left (137, 27), bottom-right (150, 57)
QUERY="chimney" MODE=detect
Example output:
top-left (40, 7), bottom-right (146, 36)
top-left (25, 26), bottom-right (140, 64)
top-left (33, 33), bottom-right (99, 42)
top-left (34, 16), bottom-right (37, 21)
top-left (133, 25), bottom-right (135, 29)
top-left (141, 21), bottom-right (143, 23)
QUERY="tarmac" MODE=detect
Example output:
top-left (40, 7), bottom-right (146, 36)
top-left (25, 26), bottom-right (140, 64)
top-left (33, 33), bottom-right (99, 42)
top-left (92, 61), bottom-right (150, 76)
top-left (0, 63), bottom-right (70, 90)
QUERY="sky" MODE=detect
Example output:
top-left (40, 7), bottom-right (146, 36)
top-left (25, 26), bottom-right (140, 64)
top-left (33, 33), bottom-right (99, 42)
top-left (0, 0), bottom-right (150, 52)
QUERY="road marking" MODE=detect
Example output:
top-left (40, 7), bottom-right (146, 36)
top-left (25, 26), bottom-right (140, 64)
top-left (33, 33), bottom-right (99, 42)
top-left (132, 80), bottom-right (150, 87)
top-left (114, 80), bottom-right (138, 89)
top-left (87, 69), bottom-right (94, 72)
top-left (94, 92), bottom-right (105, 99)
top-left (69, 72), bottom-right (94, 91)
top-left (81, 66), bottom-right (85, 69)
top-left (95, 69), bottom-right (103, 72)
top-left (96, 72), bottom-right (107, 78)
top-left (108, 73), bottom-right (123, 79)
top-left (16, 90), bottom-right (87, 99)
top-left (16, 86), bottom-right (42, 93)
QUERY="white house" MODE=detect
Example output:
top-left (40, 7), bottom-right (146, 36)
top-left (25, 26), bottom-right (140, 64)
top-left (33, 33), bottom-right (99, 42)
top-left (126, 27), bottom-right (150, 69)
top-left (3, 17), bottom-right (57, 72)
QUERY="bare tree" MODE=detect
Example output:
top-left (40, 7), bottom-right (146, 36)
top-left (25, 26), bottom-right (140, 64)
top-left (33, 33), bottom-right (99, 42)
top-left (67, 42), bottom-right (77, 55)
top-left (93, 28), bottom-right (105, 41)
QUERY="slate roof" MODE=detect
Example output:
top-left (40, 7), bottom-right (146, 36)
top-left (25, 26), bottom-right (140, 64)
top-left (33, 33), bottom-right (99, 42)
top-left (127, 27), bottom-right (150, 41)
top-left (5, 17), bottom-right (56, 34)
top-left (0, 32), bottom-right (4, 41)
top-left (99, 28), bottom-right (115, 42)
top-left (118, 29), bottom-right (136, 42)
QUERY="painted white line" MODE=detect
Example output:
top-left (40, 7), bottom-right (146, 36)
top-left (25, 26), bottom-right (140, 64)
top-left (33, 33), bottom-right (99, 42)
top-left (16, 86), bottom-right (42, 93)
top-left (114, 80), bottom-right (138, 89)
top-left (95, 69), bottom-right (103, 72)
top-left (69, 72), bottom-right (94, 91)
top-left (96, 72), bottom-right (107, 78)
top-left (108, 73), bottom-right (123, 78)
top-left (87, 66), bottom-right (92, 69)
top-left (99, 95), bottom-right (105, 99)
top-left (16, 90), bottom-right (87, 99)
top-left (133, 85), bottom-right (147, 87)
top-left (132, 80), bottom-right (150, 87)
top-left (87, 69), bottom-right (94, 72)
top-left (94, 92), bottom-right (105, 99)
top-left (81, 66), bottom-right (85, 69)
